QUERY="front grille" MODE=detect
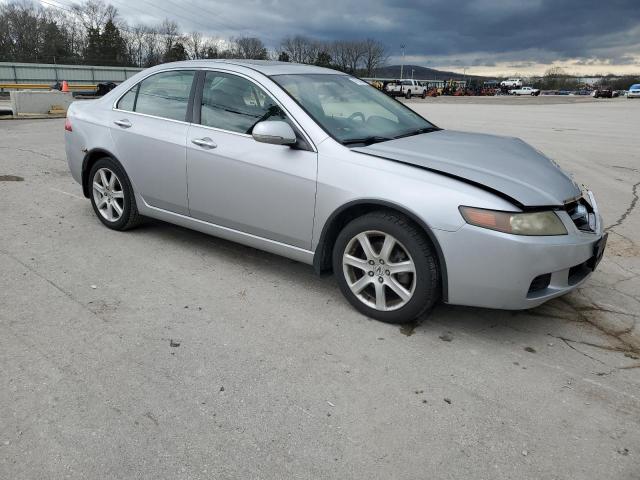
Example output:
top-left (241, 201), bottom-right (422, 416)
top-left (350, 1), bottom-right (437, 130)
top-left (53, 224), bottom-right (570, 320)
top-left (565, 197), bottom-right (595, 232)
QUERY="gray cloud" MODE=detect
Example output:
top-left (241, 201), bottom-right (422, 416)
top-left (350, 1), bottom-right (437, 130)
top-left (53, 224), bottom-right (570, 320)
top-left (113, 0), bottom-right (640, 67)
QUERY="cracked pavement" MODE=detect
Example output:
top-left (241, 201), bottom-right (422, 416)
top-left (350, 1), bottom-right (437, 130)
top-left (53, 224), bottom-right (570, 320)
top-left (411, 97), bottom-right (640, 353)
top-left (1, 97), bottom-right (640, 479)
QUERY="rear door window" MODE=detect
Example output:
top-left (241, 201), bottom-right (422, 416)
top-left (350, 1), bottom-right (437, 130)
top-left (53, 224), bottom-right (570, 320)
top-left (132, 70), bottom-right (195, 122)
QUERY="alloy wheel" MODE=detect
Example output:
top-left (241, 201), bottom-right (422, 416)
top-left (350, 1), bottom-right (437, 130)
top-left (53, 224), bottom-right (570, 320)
top-left (342, 230), bottom-right (416, 311)
top-left (92, 167), bottom-right (125, 222)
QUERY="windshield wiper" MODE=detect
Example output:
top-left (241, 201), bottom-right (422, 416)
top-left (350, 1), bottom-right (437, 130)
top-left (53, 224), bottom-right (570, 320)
top-left (393, 126), bottom-right (439, 140)
top-left (341, 136), bottom-right (392, 147)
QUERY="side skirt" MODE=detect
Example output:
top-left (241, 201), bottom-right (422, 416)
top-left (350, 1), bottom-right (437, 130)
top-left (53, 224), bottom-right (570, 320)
top-left (136, 194), bottom-right (315, 265)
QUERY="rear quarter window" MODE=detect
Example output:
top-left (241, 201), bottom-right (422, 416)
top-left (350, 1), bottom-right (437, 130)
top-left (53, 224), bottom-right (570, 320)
top-left (117, 87), bottom-right (137, 111)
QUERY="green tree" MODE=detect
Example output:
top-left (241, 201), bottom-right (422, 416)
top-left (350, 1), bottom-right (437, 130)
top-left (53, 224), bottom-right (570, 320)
top-left (277, 51), bottom-right (290, 62)
top-left (315, 51), bottom-right (332, 68)
top-left (101, 18), bottom-right (128, 65)
top-left (164, 41), bottom-right (188, 62)
top-left (40, 19), bottom-right (73, 63)
top-left (84, 26), bottom-right (102, 64)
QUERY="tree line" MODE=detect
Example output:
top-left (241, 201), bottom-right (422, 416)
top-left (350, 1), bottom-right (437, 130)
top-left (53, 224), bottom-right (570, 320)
top-left (0, 0), bottom-right (388, 76)
top-left (528, 67), bottom-right (639, 91)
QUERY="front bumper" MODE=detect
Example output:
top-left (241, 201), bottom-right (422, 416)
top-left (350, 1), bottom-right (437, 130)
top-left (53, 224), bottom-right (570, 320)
top-left (627, 92), bottom-right (640, 98)
top-left (435, 193), bottom-right (605, 310)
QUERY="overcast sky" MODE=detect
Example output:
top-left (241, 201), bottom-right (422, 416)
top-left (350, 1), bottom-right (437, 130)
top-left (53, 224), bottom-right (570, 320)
top-left (44, 0), bottom-right (640, 75)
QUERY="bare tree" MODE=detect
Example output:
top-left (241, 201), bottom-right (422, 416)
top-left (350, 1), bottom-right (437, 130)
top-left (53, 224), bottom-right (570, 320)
top-left (345, 40), bottom-right (367, 73)
top-left (72, 0), bottom-right (117, 32)
top-left (186, 30), bottom-right (203, 59)
top-left (159, 18), bottom-right (181, 60)
top-left (362, 38), bottom-right (387, 76)
top-left (54, 7), bottom-right (85, 61)
top-left (280, 35), bottom-right (319, 64)
top-left (329, 40), bottom-right (350, 71)
top-left (142, 27), bottom-right (162, 66)
top-left (234, 36), bottom-right (267, 59)
top-left (126, 24), bottom-right (149, 67)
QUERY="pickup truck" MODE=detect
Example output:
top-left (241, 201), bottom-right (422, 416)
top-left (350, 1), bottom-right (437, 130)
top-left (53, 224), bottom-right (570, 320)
top-left (508, 86), bottom-right (540, 96)
top-left (385, 79), bottom-right (428, 99)
top-left (500, 78), bottom-right (522, 88)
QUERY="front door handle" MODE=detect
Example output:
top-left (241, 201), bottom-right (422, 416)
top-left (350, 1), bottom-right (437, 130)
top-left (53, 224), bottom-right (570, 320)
top-left (191, 137), bottom-right (217, 149)
top-left (114, 119), bottom-right (132, 128)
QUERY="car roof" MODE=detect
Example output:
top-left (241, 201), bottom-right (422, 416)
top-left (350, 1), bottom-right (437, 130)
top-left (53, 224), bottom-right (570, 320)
top-left (149, 59), bottom-right (345, 76)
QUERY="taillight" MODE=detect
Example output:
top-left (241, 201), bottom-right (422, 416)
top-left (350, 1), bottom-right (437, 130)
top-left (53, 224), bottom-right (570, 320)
top-left (64, 117), bottom-right (72, 132)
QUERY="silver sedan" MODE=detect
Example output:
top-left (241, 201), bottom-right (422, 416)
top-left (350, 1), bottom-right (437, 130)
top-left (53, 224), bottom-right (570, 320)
top-left (65, 60), bottom-right (607, 324)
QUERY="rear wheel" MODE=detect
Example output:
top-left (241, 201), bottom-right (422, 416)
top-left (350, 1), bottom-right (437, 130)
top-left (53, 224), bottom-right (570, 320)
top-left (88, 157), bottom-right (142, 230)
top-left (332, 211), bottom-right (440, 324)
top-left (405, 90), bottom-right (412, 99)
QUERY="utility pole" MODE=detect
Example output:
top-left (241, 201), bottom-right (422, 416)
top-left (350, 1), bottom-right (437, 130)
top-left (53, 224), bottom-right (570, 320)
top-left (412, 69), bottom-right (415, 79)
top-left (400, 44), bottom-right (405, 79)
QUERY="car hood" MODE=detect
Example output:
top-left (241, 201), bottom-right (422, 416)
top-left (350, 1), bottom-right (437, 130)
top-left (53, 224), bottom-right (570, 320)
top-left (353, 130), bottom-right (581, 207)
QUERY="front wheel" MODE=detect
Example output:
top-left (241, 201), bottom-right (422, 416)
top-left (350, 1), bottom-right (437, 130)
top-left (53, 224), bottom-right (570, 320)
top-left (332, 211), bottom-right (440, 324)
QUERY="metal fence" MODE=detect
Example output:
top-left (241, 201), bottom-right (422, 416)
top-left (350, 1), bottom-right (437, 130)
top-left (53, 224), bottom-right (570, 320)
top-left (0, 62), bottom-right (143, 85)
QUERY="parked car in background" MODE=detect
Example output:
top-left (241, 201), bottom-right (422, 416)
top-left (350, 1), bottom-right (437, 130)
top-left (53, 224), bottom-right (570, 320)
top-left (592, 87), bottom-right (613, 98)
top-left (500, 78), bottom-right (523, 88)
top-left (385, 79), bottom-right (428, 99)
top-left (627, 84), bottom-right (640, 98)
top-left (509, 86), bottom-right (540, 96)
top-left (571, 90), bottom-right (591, 96)
top-left (64, 60), bottom-right (607, 324)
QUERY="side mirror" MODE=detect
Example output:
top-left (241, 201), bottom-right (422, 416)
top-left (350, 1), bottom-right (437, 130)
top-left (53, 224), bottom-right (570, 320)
top-left (252, 120), bottom-right (297, 146)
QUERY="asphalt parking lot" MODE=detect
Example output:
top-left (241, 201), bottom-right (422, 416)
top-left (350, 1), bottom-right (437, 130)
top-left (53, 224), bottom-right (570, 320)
top-left (1, 97), bottom-right (639, 479)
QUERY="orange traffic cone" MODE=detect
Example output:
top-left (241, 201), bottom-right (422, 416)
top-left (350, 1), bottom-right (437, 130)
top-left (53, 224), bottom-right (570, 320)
top-left (61, 80), bottom-right (70, 92)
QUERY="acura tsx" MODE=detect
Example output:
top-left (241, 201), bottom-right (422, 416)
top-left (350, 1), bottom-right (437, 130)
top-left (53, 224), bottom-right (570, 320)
top-left (65, 60), bottom-right (607, 324)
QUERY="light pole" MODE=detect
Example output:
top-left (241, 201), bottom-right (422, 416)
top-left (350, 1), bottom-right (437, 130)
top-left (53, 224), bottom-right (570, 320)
top-left (412, 69), bottom-right (415, 79)
top-left (400, 44), bottom-right (405, 79)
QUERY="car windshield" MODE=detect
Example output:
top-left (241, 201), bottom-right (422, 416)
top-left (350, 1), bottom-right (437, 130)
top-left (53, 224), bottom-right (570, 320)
top-left (271, 74), bottom-right (437, 146)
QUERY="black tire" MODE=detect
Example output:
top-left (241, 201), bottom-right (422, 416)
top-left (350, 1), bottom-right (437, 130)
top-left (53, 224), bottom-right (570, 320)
top-left (405, 90), bottom-right (412, 99)
top-left (88, 157), bottom-right (142, 231)
top-left (332, 210), bottom-right (440, 324)
top-left (421, 90), bottom-right (427, 99)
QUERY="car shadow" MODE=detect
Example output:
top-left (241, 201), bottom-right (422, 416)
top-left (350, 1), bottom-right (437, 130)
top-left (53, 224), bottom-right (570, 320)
top-left (129, 218), bottom-right (619, 352)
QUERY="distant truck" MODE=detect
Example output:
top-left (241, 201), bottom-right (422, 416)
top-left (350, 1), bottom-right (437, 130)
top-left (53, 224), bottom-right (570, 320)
top-left (385, 79), bottom-right (428, 99)
top-left (509, 86), bottom-right (540, 96)
top-left (500, 78), bottom-right (523, 88)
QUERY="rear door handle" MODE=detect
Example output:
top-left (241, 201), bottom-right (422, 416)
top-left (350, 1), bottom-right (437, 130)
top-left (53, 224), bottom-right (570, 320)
top-left (114, 119), bottom-right (132, 128)
top-left (191, 137), bottom-right (217, 149)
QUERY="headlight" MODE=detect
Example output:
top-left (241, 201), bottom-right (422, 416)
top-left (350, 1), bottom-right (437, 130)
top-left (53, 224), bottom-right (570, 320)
top-left (459, 206), bottom-right (567, 236)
